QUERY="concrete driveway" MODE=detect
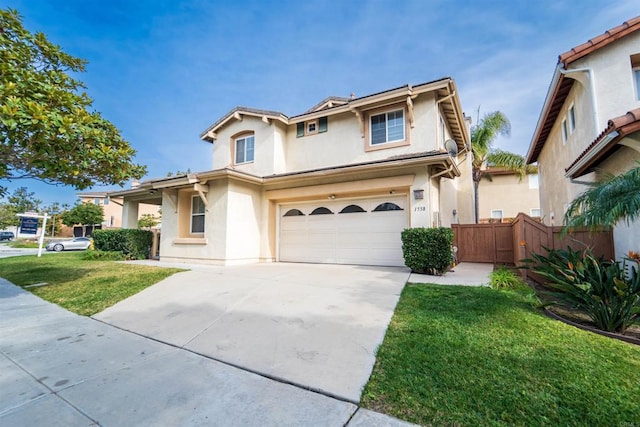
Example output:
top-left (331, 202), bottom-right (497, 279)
top-left (94, 262), bottom-right (410, 403)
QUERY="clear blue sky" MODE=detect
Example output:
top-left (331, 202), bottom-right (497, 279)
top-left (2, 0), bottom-right (638, 206)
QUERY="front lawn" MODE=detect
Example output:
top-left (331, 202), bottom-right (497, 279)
top-left (0, 252), bottom-right (184, 315)
top-left (6, 239), bottom-right (39, 248)
top-left (362, 284), bottom-right (640, 426)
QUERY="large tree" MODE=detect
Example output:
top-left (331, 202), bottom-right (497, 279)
top-left (471, 111), bottom-right (537, 223)
top-left (0, 8), bottom-right (146, 196)
top-left (61, 202), bottom-right (103, 236)
top-left (564, 165), bottom-right (640, 229)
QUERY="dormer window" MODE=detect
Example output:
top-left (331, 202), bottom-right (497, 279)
top-left (235, 134), bottom-right (255, 164)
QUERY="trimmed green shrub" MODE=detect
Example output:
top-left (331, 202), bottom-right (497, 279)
top-left (526, 246), bottom-right (640, 333)
top-left (92, 229), bottom-right (153, 260)
top-left (490, 266), bottom-right (527, 290)
top-left (401, 227), bottom-right (453, 275)
top-left (81, 250), bottom-right (126, 261)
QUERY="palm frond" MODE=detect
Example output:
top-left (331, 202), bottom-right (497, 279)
top-left (564, 166), bottom-right (640, 228)
top-left (486, 150), bottom-right (537, 182)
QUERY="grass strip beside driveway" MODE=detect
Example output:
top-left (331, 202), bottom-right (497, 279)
top-left (0, 252), bottom-right (184, 316)
top-left (362, 284), bottom-right (640, 426)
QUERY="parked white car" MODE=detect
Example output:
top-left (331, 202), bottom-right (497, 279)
top-left (45, 237), bottom-right (92, 252)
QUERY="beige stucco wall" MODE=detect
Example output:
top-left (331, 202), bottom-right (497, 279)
top-left (538, 32), bottom-right (640, 226)
top-left (478, 174), bottom-right (540, 220)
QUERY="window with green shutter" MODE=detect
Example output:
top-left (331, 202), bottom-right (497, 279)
top-left (318, 116), bottom-right (328, 133)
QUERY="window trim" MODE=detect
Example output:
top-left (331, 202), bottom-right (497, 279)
top-left (306, 119), bottom-right (318, 135)
top-left (234, 133), bottom-right (255, 165)
top-left (568, 104), bottom-right (576, 134)
top-left (490, 209), bottom-right (503, 220)
top-left (561, 118), bottom-right (568, 144)
top-left (190, 195), bottom-right (205, 234)
top-left (364, 104), bottom-right (410, 152)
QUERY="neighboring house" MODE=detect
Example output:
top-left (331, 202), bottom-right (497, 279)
top-left (76, 191), bottom-right (161, 228)
top-left (526, 16), bottom-right (640, 258)
top-left (478, 168), bottom-right (540, 223)
top-left (111, 78), bottom-right (473, 266)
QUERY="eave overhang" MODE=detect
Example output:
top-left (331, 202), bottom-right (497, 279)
top-left (199, 78), bottom-right (469, 149)
top-left (565, 108), bottom-right (640, 178)
top-left (526, 16), bottom-right (640, 165)
top-left (109, 152), bottom-right (460, 202)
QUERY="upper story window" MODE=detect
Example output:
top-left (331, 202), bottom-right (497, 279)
top-left (191, 195), bottom-right (205, 234)
top-left (631, 54), bottom-right (640, 100)
top-left (528, 174), bottom-right (539, 189)
top-left (94, 198), bottom-right (100, 205)
top-left (235, 134), bottom-right (255, 164)
top-left (103, 198), bottom-right (109, 205)
top-left (561, 119), bottom-right (568, 144)
top-left (296, 117), bottom-right (328, 137)
top-left (370, 109), bottom-right (405, 145)
top-left (568, 105), bottom-right (576, 133)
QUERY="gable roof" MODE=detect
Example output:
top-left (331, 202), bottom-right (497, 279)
top-left (200, 77), bottom-right (469, 148)
top-left (305, 96), bottom-right (350, 113)
top-left (526, 16), bottom-right (640, 164)
top-left (565, 108), bottom-right (640, 178)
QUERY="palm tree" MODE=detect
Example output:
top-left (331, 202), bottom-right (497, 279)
top-left (564, 165), bottom-right (640, 228)
top-left (471, 111), bottom-right (537, 223)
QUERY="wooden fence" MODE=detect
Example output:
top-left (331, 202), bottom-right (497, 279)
top-left (452, 213), bottom-right (614, 281)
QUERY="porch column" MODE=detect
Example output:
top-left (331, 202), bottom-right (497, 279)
top-left (122, 200), bottom-right (139, 229)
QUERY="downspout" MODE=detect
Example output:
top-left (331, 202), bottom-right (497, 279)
top-left (558, 65), bottom-right (600, 136)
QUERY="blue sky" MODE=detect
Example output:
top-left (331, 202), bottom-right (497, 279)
top-left (2, 0), bottom-right (638, 206)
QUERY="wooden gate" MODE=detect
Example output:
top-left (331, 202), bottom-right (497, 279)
top-left (452, 213), bottom-right (614, 280)
top-left (452, 223), bottom-right (513, 263)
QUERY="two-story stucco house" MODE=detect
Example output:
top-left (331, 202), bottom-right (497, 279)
top-left (111, 78), bottom-right (473, 266)
top-left (478, 168), bottom-right (540, 223)
top-left (526, 17), bottom-right (640, 258)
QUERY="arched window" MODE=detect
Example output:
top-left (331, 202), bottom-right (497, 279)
top-left (310, 207), bottom-right (333, 215)
top-left (283, 209), bottom-right (305, 217)
top-left (373, 202), bottom-right (403, 212)
top-left (339, 204), bottom-right (366, 213)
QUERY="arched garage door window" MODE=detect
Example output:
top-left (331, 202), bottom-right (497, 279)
top-left (339, 204), bottom-right (366, 213)
top-left (283, 209), bottom-right (305, 217)
top-left (373, 202), bottom-right (403, 212)
top-left (310, 207), bottom-right (333, 215)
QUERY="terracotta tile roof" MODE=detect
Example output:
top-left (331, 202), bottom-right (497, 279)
top-left (565, 108), bottom-right (640, 178)
top-left (559, 16), bottom-right (640, 67)
top-left (527, 16), bottom-right (640, 164)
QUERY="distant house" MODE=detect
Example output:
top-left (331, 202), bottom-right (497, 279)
top-left (110, 78), bottom-right (473, 266)
top-left (478, 168), bottom-right (540, 223)
top-left (76, 191), bottom-right (161, 229)
top-left (526, 16), bottom-right (640, 257)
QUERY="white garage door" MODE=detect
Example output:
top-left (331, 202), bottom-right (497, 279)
top-left (279, 196), bottom-right (408, 267)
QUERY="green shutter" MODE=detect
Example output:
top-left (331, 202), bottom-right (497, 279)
top-left (318, 116), bottom-right (328, 133)
top-left (296, 122), bottom-right (305, 137)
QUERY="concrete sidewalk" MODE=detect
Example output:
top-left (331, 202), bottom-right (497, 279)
top-left (408, 262), bottom-right (493, 286)
top-left (0, 279), bottom-right (415, 426)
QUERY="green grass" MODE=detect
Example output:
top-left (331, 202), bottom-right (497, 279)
top-left (0, 252), bottom-right (184, 315)
top-left (362, 284), bottom-right (640, 426)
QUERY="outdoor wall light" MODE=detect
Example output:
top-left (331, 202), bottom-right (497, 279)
top-left (413, 189), bottom-right (424, 200)
top-left (452, 209), bottom-right (457, 216)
